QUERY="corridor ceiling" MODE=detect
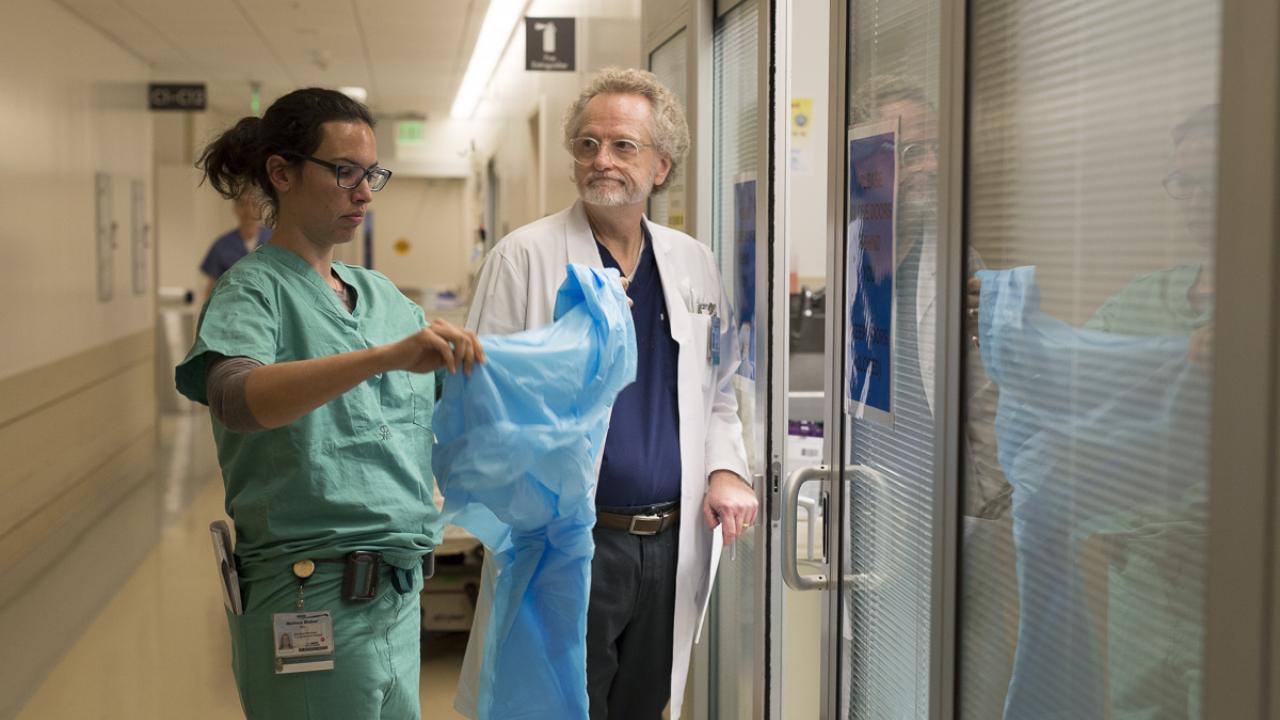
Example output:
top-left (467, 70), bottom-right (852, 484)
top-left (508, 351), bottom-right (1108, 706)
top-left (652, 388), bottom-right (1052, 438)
top-left (54, 0), bottom-right (488, 118)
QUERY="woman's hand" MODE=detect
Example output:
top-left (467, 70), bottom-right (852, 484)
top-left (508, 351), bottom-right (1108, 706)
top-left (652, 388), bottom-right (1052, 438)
top-left (1188, 324), bottom-right (1213, 369)
top-left (384, 320), bottom-right (486, 376)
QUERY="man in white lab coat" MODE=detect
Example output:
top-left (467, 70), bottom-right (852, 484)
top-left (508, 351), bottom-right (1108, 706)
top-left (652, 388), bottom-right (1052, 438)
top-left (454, 68), bottom-right (758, 720)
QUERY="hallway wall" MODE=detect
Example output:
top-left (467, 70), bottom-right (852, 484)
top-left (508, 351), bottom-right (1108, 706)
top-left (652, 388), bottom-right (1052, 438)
top-left (153, 108), bottom-right (244, 296)
top-left (0, 1), bottom-right (158, 715)
top-left (366, 177), bottom-right (472, 295)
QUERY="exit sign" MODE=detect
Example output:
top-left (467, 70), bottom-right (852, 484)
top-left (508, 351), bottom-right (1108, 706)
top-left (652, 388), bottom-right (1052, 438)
top-left (397, 120), bottom-right (426, 144)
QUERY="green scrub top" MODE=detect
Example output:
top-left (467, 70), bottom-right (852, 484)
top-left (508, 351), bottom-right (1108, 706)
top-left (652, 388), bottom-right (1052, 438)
top-left (1085, 264), bottom-right (1211, 335)
top-left (1082, 263), bottom-right (1212, 716)
top-left (175, 243), bottom-right (441, 576)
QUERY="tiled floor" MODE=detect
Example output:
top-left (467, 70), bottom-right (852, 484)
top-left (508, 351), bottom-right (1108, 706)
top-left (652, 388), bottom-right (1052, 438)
top-left (16, 410), bottom-right (469, 719)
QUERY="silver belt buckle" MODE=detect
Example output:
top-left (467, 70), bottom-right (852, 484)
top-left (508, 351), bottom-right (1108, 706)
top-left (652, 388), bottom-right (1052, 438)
top-left (628, 513), bottom-right (662, 536)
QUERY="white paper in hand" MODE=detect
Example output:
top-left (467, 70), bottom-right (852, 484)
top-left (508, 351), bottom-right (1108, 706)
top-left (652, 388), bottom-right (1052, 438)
top-left (694, 525), bottom-right (725, 644)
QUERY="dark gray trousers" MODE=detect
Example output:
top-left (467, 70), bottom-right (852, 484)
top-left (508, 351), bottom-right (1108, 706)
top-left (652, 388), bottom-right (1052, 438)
top-left (586, 521), bottom-right (679, 719)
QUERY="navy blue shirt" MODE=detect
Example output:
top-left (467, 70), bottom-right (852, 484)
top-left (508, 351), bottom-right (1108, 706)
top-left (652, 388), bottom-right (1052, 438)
top-left (595, 225), bottom-right (682, 507)
top-left (200, 227), bottom-right (271, 280)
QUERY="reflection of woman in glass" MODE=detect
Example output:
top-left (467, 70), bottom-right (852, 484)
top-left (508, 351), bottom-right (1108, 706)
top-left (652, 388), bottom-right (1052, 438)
top-left (1086, 104), bottom-right (1215, 357)
top-left (973, 106), bottom-right (1216, 720)
top-left (1079, 105), bottom-right (1215, 720)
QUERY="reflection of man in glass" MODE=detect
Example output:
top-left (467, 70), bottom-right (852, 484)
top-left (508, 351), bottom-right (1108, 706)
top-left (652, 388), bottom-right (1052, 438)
top-left (849, 76), bottom-right (1010, 513)
top-left (971, 106), bottom-right (1216, 720)
top-left (845, 76), bottom-right (1013, 715)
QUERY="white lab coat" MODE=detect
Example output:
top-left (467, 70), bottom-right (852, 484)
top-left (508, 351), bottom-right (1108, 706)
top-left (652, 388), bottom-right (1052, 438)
top-left (452, 201), bottom-right (750, 720)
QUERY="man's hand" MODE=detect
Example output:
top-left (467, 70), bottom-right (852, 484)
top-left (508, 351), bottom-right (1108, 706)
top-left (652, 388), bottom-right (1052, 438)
top-left (384, 319), bottom-right (486, 376)
top-left (620, 275), bottom-right (634, 308)
top-left (702, 470), bottom-right (758, 545)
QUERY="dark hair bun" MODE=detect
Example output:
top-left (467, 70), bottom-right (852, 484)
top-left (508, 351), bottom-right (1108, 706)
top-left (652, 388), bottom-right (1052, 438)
top-left (197, 116), bottom-right (263, 200)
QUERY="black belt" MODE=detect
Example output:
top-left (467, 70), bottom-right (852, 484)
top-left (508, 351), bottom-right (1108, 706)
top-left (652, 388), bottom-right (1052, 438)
top-left (596, 504), bottom-right (680, 536)
top-left (304, 550), bottom-right (435, 601)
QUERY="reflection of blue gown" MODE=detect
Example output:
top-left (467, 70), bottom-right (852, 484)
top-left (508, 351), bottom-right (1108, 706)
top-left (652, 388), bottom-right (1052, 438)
top-left (432, 264), bottom-right (637, 720)
top-left (976, 267), bottom-right (1208, 720)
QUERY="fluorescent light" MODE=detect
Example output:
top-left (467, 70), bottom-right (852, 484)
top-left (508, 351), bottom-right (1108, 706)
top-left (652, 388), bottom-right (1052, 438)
top-left (451, 0), bottom-right (528, 119)
top-left (338, 86), bottom-right (368, 103)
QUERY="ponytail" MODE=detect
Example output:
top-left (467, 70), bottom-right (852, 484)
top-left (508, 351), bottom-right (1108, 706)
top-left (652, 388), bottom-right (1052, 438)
top-left (197, 116), bottom-right (264, 201)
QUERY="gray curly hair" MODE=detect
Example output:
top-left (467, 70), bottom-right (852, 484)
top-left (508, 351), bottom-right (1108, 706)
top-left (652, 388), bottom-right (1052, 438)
top-left (850, 75), bottom-right (933, 126)
top-left (562, 67), bottom-right (690, 195)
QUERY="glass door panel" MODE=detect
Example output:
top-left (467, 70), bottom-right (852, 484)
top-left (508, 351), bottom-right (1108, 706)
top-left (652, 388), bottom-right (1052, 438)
top-left (959, 0), bottom-right (1221, 717)
top-left (836, 0), bottom-right (943, 716)
top-left (776, 0), bottom-right (832, 717)
top-left (708, 2), bottom-right (764, 718)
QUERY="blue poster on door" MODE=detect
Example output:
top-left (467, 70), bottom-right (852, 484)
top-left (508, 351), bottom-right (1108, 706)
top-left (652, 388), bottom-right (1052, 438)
top-left (845, 120), bottom-right (898, 424)
top-left (733, 176), bottom-right (757, 380)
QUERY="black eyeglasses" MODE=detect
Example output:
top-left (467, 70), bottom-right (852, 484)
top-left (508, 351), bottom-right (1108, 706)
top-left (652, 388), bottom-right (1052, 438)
top-left (569, 137), bottom-right (655, 165)
top-left (1162, 171), bottom-right (1213, 201)
top-left (289, 154), bottom-right (393, 191)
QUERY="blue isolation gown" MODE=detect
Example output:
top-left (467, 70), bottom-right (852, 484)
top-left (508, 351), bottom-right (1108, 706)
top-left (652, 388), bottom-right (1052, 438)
top-left (976, 266), bottom-right (1209, 720)
top-left (431, 264), bottom-right (637, 720)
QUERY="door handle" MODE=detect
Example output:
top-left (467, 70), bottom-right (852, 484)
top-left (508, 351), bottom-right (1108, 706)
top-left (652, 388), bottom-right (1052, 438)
top-left (782, 464), bottom-right (892, 592)
top-left (841, 464), bottom-right (888, 592)
top-left (782, 465), bottom-right (830, 590)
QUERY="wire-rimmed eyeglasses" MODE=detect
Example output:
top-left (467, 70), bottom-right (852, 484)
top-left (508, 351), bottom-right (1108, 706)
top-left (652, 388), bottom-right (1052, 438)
top-left (900, 140), bottom-right (938, 167)
top-left (569, 137), bottom-right (656, 165)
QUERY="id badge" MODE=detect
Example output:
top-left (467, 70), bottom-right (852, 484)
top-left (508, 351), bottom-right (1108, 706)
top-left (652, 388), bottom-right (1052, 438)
top-left (272, 611), bottom-right (335, 674)
top-left (708, 314), bottom-right (721, 366)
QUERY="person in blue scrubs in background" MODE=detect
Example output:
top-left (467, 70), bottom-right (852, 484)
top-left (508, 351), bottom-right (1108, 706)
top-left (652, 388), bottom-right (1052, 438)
top-left (200, 193), bottom-right (273, 300)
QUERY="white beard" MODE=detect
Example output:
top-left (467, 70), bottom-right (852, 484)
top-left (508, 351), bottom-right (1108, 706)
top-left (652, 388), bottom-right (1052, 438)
top-left (579, 172), bottom-right (654, 206)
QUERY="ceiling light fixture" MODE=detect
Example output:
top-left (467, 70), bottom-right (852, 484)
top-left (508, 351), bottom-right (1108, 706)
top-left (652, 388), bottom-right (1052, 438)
top-left (338, 86), bottom-right (368, 103)
top-left (450, 0), bottom-right (529, 120)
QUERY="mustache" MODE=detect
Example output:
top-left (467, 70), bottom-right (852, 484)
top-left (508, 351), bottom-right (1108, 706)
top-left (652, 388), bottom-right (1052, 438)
top-left (585, 172), bottom-right (627, 183)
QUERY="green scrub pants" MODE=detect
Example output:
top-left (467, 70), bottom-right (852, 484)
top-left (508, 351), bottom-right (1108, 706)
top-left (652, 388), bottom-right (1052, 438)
top-left (226, 562), bottom-right (424, 719)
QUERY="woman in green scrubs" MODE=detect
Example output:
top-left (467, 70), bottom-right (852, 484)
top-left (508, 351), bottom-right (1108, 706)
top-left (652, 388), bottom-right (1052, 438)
top-left (175, 87), bottom-right (483, 719)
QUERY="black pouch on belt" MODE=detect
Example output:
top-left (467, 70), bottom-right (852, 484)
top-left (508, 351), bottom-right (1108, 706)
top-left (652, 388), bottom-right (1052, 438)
top-left (343, 551), bottom-right (382, 601)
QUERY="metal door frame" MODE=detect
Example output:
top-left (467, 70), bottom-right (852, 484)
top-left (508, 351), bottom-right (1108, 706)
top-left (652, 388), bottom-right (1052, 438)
top-left (820, 4), bottom-right (848, 718)
top-left (756, 0), bottom-right (782, 715)
top-left (1204, 0), bottom-right (1280, 716)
